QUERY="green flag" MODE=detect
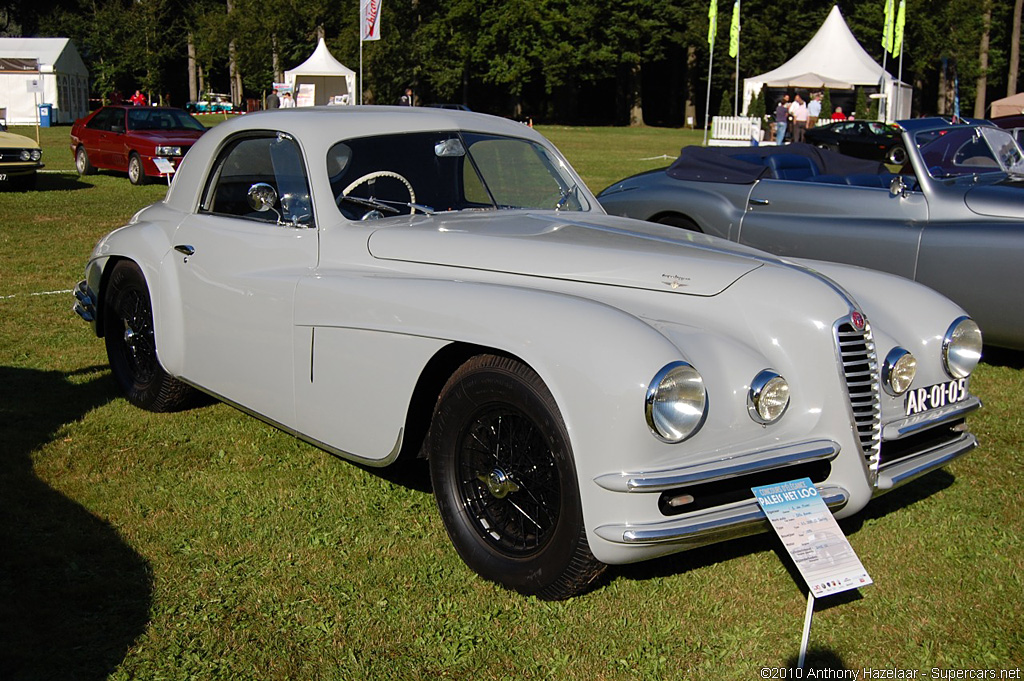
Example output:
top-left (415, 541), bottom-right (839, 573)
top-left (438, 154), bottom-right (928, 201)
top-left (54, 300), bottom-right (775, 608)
top-left (708, 0), bottom-right (718, 48)
top-left (893, 0), bottom-right (906, 57)
top-left (729, 0), bottom-right (740, 58)
top-left (881, 0), bottom-right (894, 53)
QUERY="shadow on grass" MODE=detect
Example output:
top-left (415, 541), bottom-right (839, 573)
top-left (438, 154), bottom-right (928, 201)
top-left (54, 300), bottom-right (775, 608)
top-left (982, 345), bottom-right (1024, 370)
top-left (0, 365), bottom-right (152, 680)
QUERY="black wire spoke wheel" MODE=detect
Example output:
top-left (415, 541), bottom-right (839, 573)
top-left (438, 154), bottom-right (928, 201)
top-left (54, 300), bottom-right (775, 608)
top-left (103, 260), bottom-right (195, 412)
top-left (456, 406), bottom-right (561, 555)
top-left (429, 355), bottom-right (605, 600)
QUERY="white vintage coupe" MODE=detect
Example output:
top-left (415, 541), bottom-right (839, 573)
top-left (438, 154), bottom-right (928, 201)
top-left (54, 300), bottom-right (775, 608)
top-left (75, 107), bottom-right (982, 599)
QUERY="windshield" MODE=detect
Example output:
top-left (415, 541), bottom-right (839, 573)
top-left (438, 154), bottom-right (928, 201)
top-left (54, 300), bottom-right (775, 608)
top-left (915, 125), bottom-right (1024, 179)
top-left (327, 131), bottom-right (588, 220)
top-left (126, 108), bottom-right (206, 132)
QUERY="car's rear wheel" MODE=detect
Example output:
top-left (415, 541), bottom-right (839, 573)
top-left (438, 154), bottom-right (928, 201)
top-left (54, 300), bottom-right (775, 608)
top-left (887, 145), bottom-right (908, 165)
top-left (428, 355), bottom-right (605, 600)
top-left (75, 146), bottom-right (94, 176)
top-left (128, 153), bottom-right (148, 185)
top-left (103, 260), bottom-right (196, 412)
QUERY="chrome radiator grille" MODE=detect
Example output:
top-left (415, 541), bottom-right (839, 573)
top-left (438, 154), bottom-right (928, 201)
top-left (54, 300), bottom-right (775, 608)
top-left (836, 318), bottom-right (882, 474)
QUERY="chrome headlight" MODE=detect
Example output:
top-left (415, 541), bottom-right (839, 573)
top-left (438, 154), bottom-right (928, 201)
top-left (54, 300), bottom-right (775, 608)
top-left (30, 149), bottom-right (42, 161)
top-left (882, 348), bottom-right (917, 396)
top-left (155, 145), bottom-right (183, 156)
top-left (942, 317), bottom-right (982, 379)
top-left (646, 361), bottom-right (707, 443)
top-left (19, 149), bottom-right (31, 161)
top-left (747, 370), bottom-right (790, 424)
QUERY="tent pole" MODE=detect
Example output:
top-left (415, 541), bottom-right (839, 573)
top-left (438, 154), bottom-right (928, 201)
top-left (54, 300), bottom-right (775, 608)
top-left (704, 51), bottom-right (714, 146)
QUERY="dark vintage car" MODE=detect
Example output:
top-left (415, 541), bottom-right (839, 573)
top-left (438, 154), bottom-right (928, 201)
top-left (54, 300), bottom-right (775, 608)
top-left (804, 119), bottom-right (907, 165)
top-left (598, 118), bottom-right (1024, 350)
top-left (70, 105), bottom-right (207, 185)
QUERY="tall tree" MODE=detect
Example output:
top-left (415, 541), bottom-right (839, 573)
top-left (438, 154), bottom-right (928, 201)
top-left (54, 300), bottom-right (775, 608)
top-left (975, 0), bottom-right (991, 117)
top-left (1010, 0), bottom-right (1023, 95)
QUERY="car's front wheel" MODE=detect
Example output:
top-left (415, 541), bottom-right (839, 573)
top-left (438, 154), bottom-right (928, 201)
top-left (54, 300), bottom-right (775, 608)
top-left (428, 355), bottom-right (605, 600)
top-left (103, 260), bottom-right (196, 412)
top-left (127, 153), bottom-right (148, 185)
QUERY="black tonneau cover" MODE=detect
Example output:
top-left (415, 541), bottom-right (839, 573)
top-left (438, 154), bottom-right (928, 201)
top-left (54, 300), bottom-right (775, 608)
top-left (666, 143), bottom-right (888, 184)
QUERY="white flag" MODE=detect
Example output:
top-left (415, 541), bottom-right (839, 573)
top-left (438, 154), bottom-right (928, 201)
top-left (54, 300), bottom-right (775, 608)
top-left (361, 0), bottom-right (382, 41)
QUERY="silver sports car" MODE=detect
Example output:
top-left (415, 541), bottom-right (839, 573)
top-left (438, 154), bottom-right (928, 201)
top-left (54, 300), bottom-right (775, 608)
top-left (599, 118), bottom-right (1024, 350)
top-left (74, 108), bottom-right (982, 599)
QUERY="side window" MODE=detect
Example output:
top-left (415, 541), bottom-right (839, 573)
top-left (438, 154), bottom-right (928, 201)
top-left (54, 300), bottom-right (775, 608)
top-left (200, 133), bottom-right (313, 226)
top-left (87, 107), bottom-right (120, 132)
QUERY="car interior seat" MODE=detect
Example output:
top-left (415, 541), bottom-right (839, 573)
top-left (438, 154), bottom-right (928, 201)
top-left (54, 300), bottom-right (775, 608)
top-left (765, 154), bottom-right (820, 180)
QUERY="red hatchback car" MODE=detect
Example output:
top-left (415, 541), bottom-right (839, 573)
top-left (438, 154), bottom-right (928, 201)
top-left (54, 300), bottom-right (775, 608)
top-left (70, 105), bottom-right (207, 185)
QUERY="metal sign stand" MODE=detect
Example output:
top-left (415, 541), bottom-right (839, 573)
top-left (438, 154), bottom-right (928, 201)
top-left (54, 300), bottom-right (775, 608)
top-left (798, 592), bottom-right (815, 669)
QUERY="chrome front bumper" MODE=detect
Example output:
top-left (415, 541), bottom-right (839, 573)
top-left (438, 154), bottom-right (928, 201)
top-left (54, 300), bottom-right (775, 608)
top-left (595, 483), bottom-right (850, 546)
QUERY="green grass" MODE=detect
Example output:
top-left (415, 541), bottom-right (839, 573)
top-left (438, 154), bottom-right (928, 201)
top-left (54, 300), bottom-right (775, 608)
top-left (1, 124), bottom-right (1022, 680)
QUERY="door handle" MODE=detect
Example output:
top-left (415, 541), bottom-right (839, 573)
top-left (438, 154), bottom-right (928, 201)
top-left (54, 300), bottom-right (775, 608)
top-left (174, 244), bottom-right (195, 256)
top-left (748, 198), bottom-right (770, 206)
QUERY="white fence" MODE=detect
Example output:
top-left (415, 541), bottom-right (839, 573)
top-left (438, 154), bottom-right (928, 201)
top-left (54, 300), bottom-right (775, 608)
top-left (710, 115), bottom-right (842, 146)
top-left (709, 116), bottom-right (764, 146)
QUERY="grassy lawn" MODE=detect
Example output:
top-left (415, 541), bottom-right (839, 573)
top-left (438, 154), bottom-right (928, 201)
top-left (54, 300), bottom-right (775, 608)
top-left (1, 123), bottom-right (1021, 680)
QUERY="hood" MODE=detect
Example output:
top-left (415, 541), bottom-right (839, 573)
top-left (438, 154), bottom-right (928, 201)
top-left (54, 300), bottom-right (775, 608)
top-left (367, 211), bottom-right (766, 296)
top-left (0, 130), bottom-right (40, 149)
top-left (964, 180), bottom-right (1024, 219)
top-left (130, 130), bottom-right (205, 145)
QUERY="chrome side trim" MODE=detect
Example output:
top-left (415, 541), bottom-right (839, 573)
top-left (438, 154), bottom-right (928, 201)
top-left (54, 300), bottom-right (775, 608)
top-left (594, 484), bottom-right (849, 545)
top-left (881, 396), bottom-right (982, 440)
top-left (874, 433), bottom-right (978, 492)
top-left (593, 439), bottom-right (840, 493)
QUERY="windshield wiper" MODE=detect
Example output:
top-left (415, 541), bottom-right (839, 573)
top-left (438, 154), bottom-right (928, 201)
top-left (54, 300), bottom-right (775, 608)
top-left (338, 194), bottom-right (401, 215)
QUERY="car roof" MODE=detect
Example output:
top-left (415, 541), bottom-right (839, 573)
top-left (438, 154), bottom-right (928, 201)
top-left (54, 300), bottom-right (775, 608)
top-left (897, 117), bottom-right (996, 134)
top-left (163, 106), bottom-right (553, 211)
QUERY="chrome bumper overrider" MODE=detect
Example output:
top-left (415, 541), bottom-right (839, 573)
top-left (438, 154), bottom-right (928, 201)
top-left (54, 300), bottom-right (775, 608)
top-left (595, 484), bottom-right (850, 545)
top-left (73, 279), bottom-right (96, 322)
top-left (875, 432), bottom-right (978, 492)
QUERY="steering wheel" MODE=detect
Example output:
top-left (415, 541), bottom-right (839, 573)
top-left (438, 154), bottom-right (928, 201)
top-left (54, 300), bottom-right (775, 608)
top-left (342, 171), bottom-right (416, 214)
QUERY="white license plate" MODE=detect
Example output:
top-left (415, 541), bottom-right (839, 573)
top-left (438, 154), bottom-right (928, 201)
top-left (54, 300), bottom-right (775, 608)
top-left (905, 378), bottom-right (968, 416)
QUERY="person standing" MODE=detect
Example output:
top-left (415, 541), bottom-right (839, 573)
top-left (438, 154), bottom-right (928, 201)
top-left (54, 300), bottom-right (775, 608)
top-left (398, 87), bottom-right (414, 106)
top-left (130, 89), bottom-right (147, 106)
top-left (774, 94), bottom-right (791, 145)
top-left (266, 88), bottom-right (280, 110)
top-left (807, 92), bottom-right (822, 129)
top-left (790, 94), bottom-right (808, 143)
top-left (279, 91), bottom-right (295, 108)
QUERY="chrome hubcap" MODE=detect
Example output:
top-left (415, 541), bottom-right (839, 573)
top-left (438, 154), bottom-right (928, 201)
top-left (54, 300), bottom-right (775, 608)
top-left (479, 468), bottom-right (519, 499)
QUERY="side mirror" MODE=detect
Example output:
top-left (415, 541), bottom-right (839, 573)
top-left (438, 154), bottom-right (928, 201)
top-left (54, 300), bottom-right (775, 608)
top-left (889, 175), bottom-right (907, 198)
top-left (247, 182), bottom-right (279, 212)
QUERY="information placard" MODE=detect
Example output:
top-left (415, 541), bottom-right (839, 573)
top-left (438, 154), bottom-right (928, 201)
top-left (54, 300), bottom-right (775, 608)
top-left (752, 478), bottom-right (872, 598)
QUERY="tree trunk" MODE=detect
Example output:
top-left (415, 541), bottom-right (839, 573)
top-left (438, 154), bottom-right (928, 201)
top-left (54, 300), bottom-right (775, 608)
top-left (1010, 0), bottom-right (1023, 96)
top-left (974, 2), bottom-right (991, 118)
top-left (227, 0), bottom-right (242, 107)
top-left (272, 34), bottom-right (281, 83)
top-left (938, 60), bottom-right (948, 116)
top-left (684, 45), bottom-right (697, 128)
top-left (187, 33), bottom-right (198, 103)
top-left (628, 62), bottom-right (643, 126)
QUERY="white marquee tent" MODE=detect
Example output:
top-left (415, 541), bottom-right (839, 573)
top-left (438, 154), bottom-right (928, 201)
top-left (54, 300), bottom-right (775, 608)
top-left (742, 5), bottom-right (911, 121)
top-left (284, 39), bottom-right (356, 106)
top-left (0, 37), bottom-right (89, 125)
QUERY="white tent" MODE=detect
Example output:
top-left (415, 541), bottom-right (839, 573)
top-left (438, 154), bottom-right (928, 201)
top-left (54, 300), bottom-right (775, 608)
top-left (742, 5), bottom-right (911, 122)
top-left (0, 37), bottom-right (89, 125)
top-left (284, 39), bottom-right (357, 107)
